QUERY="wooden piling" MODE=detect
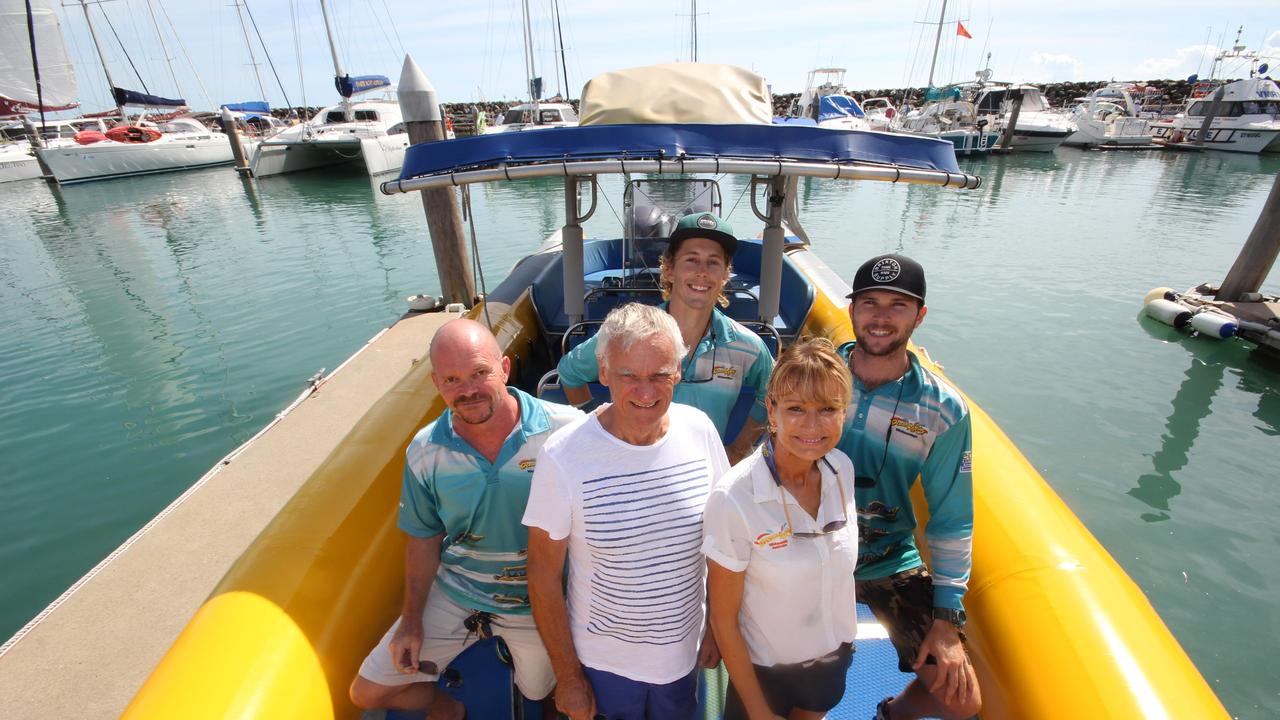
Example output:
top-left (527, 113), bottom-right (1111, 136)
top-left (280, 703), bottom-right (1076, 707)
top-left (1195, 86), bottom-right (1225, 148)
top-left (220, 108), bottom-right (252, 178)
top-left (999, 91), bottom-right (1024, 151)
top-left (398, 55), bottom-right (475, 306)
top-left (1218, 171), bottom-right (1280, 301)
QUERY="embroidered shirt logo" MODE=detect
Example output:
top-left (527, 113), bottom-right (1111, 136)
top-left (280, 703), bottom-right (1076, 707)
top-left (754, 525), bottom-right (792, 549)
top-left (959, 450), bottom-right (973, 473)
top-left (518, 458), bottom-right (537, 472)
top-left (712, 365), bottom-right (737, 380)
top-left (890, 416), bottom-right (929, 437)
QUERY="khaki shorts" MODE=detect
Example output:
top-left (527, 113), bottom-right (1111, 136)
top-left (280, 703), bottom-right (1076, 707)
top-left (357, 584), bottom-right (555, 700)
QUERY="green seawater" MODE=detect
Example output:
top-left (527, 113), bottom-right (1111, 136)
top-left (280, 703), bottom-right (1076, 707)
top-left (1, 150), bottom-right (1277, 717)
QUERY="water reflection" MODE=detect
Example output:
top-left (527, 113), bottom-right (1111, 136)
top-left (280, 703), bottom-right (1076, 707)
top-left (1131, 316), bottom-right (1280, 521)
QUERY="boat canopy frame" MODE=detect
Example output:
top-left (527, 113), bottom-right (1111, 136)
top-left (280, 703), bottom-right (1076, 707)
top-left (382, 122), bottom-right (981, 332)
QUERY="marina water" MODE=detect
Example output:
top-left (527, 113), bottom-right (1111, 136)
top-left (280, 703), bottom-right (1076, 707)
top-left (1, 150), bottom-right (1277, 717)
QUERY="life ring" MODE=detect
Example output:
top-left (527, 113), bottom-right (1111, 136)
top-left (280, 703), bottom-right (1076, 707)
top-left (885, 107), bottom-right (896, 119)
top-left (74, 130), bottom-right (108, 145)
top-left (105, 125), bottom-right (163, 143)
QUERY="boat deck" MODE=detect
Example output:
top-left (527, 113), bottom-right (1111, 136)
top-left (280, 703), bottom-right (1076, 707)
top-left (0, 311), bottom-right (459, 717)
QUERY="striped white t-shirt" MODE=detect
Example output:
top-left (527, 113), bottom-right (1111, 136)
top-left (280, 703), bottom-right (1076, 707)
top-left (523, 403), bottom-right (729, 684)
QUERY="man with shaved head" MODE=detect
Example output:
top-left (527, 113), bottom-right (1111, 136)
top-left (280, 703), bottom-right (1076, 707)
top-left (351, 318), bottom-right (582, 718)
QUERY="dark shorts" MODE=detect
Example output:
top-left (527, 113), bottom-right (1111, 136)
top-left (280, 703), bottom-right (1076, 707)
top-left (723, 643), bottom-right (855, 719)
top-left (582, 665), bottom-right (698, 720)
top-left (857, 566), bottom-right (959, 673)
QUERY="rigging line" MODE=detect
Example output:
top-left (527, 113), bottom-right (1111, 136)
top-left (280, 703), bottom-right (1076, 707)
top-left (242, 0), bottom-right (295, 108)
top-left (360, 0), bottom-right (399, 73)
top-left (98, 1), bottom-right (150, 93)
top-left (725, 175), bottom-right (753, 220)
top-left (157, 1), bottom-right (212, 109)
top-left (142, 0), bottom-right (179, 97)
top-left (123, 0), bottom-right (158, 93)
top-left (376, 0), bottom-right (406, 58)
top-left (461, 186), bottom-right (493, 331)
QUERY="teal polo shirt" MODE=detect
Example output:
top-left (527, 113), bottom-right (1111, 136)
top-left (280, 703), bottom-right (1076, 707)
top-left (398, 387), bottom-right (583, 614)
top-left (557, 304), bottom-right (773, 441)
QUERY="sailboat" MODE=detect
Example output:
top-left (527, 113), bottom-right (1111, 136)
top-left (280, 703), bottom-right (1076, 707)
top-left (35, 0), bottom-right (242, 184)
top-left (895, 0), bottom-right (1000, 155)
top-left (485, 0), bottom-right (579, 134)
top-left (249, 0), bottom-right (410, 177)
top-left (0, 0), bottom-right (78, 183)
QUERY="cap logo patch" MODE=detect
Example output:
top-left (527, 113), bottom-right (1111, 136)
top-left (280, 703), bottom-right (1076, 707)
top-left (871, 258), bottom-right (902, 283)
top-left (697, 214), bottom-right (718, 230)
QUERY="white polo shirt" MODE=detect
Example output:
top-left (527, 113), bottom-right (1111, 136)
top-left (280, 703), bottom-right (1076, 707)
top-left (702, 446), bottom-right (858, 667)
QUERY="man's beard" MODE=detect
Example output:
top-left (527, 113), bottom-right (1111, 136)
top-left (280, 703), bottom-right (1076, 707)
top-left (453, 393), bottom-right (497, 425)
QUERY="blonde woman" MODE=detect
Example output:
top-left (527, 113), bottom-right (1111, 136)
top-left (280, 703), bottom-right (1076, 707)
top-left (703, 338), bottom-right (858, 720)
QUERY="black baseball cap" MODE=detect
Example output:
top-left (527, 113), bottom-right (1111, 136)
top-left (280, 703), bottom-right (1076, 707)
top-left (846, 253), bottom-right (926, 302)
top-left (668, 212), bottom-right (738, 258)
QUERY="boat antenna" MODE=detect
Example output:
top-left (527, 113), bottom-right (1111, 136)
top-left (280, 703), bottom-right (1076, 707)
top-left (22, 0), bottom-right (48, 135)
top-left (553, 0), bottom-right (569, 100)
top-left (232, 0), bottom-right (269, 102)
top-left (926, 0), bottom-right (948, 88)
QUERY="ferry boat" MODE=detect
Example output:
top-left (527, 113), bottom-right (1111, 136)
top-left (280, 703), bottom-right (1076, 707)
top-left (1151, 77), bottom-right (1280, 154)
top-left (0, 62), bottom-right (1230, 719)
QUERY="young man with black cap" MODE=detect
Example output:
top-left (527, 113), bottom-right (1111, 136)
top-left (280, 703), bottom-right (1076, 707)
top-left (836, 254), bottom-right (980, 720)
top-left (557, 211), bottom-right (774, 463)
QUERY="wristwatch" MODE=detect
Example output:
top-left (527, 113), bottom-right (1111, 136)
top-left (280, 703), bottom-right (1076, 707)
top-left (932, 607), bottom-right (967, 628)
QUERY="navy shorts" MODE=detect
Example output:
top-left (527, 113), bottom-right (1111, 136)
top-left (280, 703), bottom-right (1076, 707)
top-left (723, 642), bottom-right (855, 719)
top-left (582, 665), bottom-right (698, 720)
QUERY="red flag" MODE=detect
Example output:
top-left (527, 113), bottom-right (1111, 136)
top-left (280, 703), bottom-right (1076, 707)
top-left (957, 22), bottom-right (973, 39)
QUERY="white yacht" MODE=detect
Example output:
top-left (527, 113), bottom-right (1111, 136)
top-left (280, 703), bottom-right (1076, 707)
top-left (861, 97), bottom-right (899, 132)
top-left (37, 116), bottom-right (239, 184)
top-left (1063, 83), bottom-right (1157, 148)
top-left (0, 0), bottom-right (79, 183)
top-left (485, 101), bottom-right (579, 134)
top-left (968, 78), bottom-right (1074, 152)
top-left (1150, 77), bottom-right (1280, 154)
top-left (786, 68), bottom-right (872, 131)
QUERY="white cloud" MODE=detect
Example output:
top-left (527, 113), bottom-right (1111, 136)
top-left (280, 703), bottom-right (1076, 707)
top-left (1028, 52), bottom-right (1083, 82)
top-left (1133, 45), bottom-right (1218, 81)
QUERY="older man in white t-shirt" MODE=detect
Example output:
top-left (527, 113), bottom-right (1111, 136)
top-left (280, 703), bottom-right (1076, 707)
top-left (524, 302), bottom-right (729, 720)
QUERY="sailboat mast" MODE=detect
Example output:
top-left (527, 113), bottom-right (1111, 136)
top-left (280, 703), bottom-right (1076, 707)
top-left (78, 0), bottom-right (124, 119)
top-left (143, 0), bottom-right (180, 101)
top-left (319, 0), bottom-right (351, 119)
top-left (690, 0), bottom-right (697, 62)
top-left (926, 0), bottom-right (947, 88)
top-left (233, 0), bottom-right (269, 102)
top-left (553, 0), bottom-right (569, 99)
top-left (520, 0), bottom-right (537, 111)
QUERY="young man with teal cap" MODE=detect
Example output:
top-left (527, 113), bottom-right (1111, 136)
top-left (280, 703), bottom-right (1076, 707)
top-left (557, 211), bottom-right (774, 463)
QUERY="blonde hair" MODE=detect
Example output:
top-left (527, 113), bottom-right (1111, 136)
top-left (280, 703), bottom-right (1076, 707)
top-left (658, 243), bottom-right (733, 309)
top-left (766, 337), bottom-right (853, 408)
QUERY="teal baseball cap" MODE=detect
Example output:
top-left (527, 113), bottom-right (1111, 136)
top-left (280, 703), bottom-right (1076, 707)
top-left (668, 212), bottom-right (738, 258)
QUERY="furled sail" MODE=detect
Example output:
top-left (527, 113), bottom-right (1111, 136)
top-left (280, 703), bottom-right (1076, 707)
top-left (334, 74), bottom-right (390, 98)
top-left (0, 0), bottom-right (78, 115)
top-left (112, 87), bottom-right (185, 108)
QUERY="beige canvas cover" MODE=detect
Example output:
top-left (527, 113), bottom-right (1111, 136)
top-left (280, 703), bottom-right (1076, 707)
top-left (579, 63), bottom-right (772, 126)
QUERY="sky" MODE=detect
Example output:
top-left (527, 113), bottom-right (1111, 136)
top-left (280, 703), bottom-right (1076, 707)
top-left (41, 0), bottom-right (1280, 114)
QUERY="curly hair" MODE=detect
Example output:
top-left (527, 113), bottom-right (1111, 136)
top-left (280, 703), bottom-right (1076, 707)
top-left (657, 243), bottom-right (733, 309)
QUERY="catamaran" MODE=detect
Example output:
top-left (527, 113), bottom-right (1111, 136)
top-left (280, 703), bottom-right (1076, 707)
top-left (41, 61), bottom-right (1226, 719)
top-left (250, 0), bottom-right (409, 176)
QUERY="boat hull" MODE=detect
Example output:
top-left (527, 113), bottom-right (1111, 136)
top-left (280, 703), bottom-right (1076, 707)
top-left (0, 145), bottom-right (41, 183)
top-left (36, 136), bottom-right (236, 184)
top-left (251, 134), bottom-right (409, 177)
top-left (122, 238), bottom-right (1230, 719)
top-left (1152, 122), bottom-right (1280, 154)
